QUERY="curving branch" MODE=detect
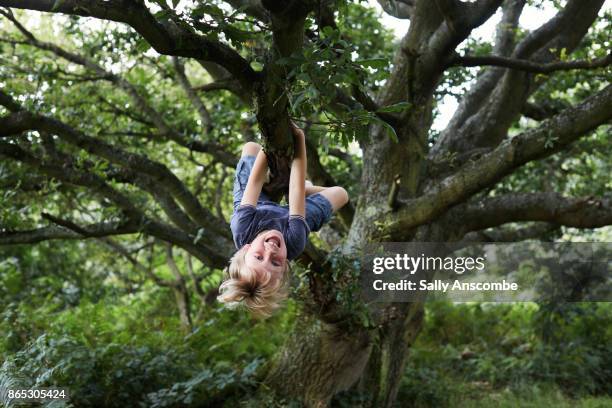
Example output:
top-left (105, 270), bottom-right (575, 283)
top-left (363, 0), bottom-right (505, 206)
top-left (37, 213), bottom-right (200, 285)
top-left (98, 237), bottom-right (172, 287)
top-left (0, 0), bottom-right (259, 90)
top-left (223, 0), bottom-right (269, 22)
top-left (377, 84), bottom-right (612, 239)
top-left (106, 167), bottom-right (205, 238)
top-left (0, 140), bottom-right (231, 266)
top-left (0, 220), bottom-right (139, 245)
top-left (432, 0), bottom-right (525, 157)
top-left (449, 52), bottom-right (612, 74)
top-left (434, 0), bottom-right (505, 33)
top-left (250, 0), bottom-right (317, 198)
top-left (0, 86), bottom-right (22, 112)
top-left (432, 0), bottom-right (605, 158)
top-left (0, 141), bottom-right (144, 217)
top-left (458, 192), bottom-right (612, 232)
top-left (0, 90), bottom-right (230, 239)
top-left (0, 13), bottom-right (238, 167)
top-left (194, 79), bottom-right (242, 93)
top-left (376, 0), bottom-right (414, 19)
top-left (172, 57), bottom-right (213, 133)
top-left (461, 222), bottom-right (560, 243)
top-left (521, 100), bottom-right (567, 121)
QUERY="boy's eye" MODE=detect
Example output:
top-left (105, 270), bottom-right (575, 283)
top-left (255, 255), bottom-right (263, 261)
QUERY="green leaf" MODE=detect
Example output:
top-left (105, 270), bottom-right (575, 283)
top-left (224, 26), bottom-right (252, 42)
top-left (290, 91), bottom-right (308, 112)
top-left (135, 38), bottom-right (151, 53)
top-left (377, 101), bottom-right (411, 113)
top-left (51, 0), bottom-right (64, 12)
top-left (250, 61), bottom-right (263, 71)
top-left (193, 4), bottom-right (225, 18)
top-left (154, 9), bottom-right (172, 20)
top-left (306, 86), bottom-right (319, 100)
top-left (321, 26), bottom-right (336, 37)
top-left (379, 120), bottom-right (398, 143)
top-left (355, 58), bottom-right (388, 69)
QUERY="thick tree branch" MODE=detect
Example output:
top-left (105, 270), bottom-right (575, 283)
top-left (0, 0), bottom-right (259, 90)
top-left (377, 84), bottom-right (612, 239)
top-left (433, 0), bottom-right (605, 158)
top-left (376, 0), bottom-right (414, 19)
top-left (0, 140), bottom-right (230, 265)
top-left (361, 0), bottom-right (504, 209)
top-left (0, 92), bottom-right (230, 239)
top-left (459, 192), bottom-right (612, 231)
top-left (521, 100), bottom-right (567, 121)
top-left (449, 52), bottom-right (612, 74)
top-left (0, 140), bottom-right (144, 218)
top-left (172, 57), bottom-right (213, 133)
top-left (108, 167), bottom-right (206, 238)
top-left (461, 222), bottom-right (560, 243)
top-left (251, 0), bottom-right (318, 198)
top-left (99, 237), bottom-right (174, 287)
top-left (223, 0), bottom-right (269, 22)
top-left (431, 0), bottom-right (525, 156)
top-left (0, 85), bottom-right (22, 112)
top-left (194, 79), bottom-right (242, 93)
top-left (0, 16), bottom-right (237, 167)
top-left (38, 212), bottom-right (190, 289)
top-left (0, 220), bottom-right (139, 245)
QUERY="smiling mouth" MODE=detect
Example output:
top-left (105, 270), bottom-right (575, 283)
top-left (265, 236), bottom-right (281, 248)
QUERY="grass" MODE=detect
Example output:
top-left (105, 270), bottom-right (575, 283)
top-left (450, 384), bottom-right (612, 408)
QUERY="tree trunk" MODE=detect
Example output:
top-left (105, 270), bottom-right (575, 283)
top-left (261, 314), bottom-right (372, 407)
top-left (359, 303), bottom-right (425, 407)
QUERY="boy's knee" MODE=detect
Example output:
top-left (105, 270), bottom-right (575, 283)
top-left (327, 186), bottom-right (349, 210)
top-left (335, 186), bottom-right (349, 207)
top-left (242, 142), bottom-right (261, 157)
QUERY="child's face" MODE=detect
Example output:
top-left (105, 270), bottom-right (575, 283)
top-left (244, 230), bottom-right (287, 283)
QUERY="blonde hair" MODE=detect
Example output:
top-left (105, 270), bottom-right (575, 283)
top-left (217, 246), bottom-right (290, 318)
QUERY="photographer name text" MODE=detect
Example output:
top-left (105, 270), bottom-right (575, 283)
top-left (372, 279), bottom-right (519, 292)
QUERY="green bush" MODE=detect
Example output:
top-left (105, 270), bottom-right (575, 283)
top-left (0, 280), bottom-right (296, 407)
top-left (396, 301), bottom-right (612, 407)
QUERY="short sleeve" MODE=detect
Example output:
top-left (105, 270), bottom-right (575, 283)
top-left (285, 215), bottom-right (309, 259)
top-left (230, 205), bottom-right (256, 248)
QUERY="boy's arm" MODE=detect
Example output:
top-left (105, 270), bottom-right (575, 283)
top-left (240, 149), bottom-right (268, 207)
top-left (289, 124), bottom-right (306, 217)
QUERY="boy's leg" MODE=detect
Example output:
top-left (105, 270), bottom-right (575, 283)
top-left (317, 186), bottom-right (349, 212)
top-left (235, 141), bottom-right (273, 205)
top-left (303, 186), bottom-right (348, 232)
top-left (241, 141), bottom-right (261, 157)
top-left (233, 142), bottom-right (264, 210)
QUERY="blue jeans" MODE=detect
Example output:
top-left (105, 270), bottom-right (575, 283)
top-left (232, 155), bottom-right (333, 232)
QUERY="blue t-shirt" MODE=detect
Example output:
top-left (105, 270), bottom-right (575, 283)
top-left (230, 203), bottom-right (309, 260)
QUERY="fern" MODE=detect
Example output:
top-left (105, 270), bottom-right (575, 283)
top-left (0, 360), bottom-right (29, 408)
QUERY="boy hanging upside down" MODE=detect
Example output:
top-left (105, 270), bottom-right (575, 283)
top-left (217, 123), bottom-right (349, 318)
